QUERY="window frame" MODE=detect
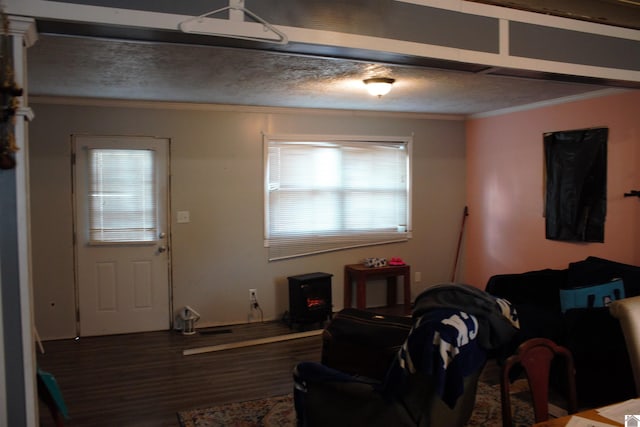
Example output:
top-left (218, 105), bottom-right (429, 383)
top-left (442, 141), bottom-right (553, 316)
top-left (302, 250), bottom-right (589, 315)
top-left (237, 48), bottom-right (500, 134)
top-left (263, 133), bottom-right (413, 260)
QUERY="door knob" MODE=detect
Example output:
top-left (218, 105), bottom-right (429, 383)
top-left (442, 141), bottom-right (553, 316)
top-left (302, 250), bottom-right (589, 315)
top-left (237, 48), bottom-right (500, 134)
top-left (158, 246), bottom-right (167, 253)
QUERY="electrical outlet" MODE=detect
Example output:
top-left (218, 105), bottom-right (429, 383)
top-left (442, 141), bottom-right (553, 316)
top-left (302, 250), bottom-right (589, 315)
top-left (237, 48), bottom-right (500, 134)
top-left (249, 289), bottom-right (257, 302)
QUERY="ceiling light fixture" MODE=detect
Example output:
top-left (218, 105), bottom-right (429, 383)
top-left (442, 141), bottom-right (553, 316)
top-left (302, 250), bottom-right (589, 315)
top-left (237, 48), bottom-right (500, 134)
top-left (363, 77), bottom-right (395, 98)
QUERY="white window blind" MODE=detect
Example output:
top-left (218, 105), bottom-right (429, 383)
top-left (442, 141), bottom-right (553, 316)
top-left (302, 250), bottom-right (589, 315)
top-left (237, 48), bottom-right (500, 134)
top-left (265, 135), bottom-right (411, 260)
top-left (88, 149), bottom-right (157, 243)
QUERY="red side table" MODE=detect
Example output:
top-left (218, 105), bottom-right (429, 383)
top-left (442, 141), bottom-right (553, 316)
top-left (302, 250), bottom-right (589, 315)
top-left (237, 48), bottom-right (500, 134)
top-left (343, 263), bottom-right (411, 314)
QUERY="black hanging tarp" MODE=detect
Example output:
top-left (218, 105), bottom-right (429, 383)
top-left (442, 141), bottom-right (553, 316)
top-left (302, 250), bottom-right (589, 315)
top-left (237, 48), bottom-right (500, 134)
top-left (544, 128), bottom-right (608, 242)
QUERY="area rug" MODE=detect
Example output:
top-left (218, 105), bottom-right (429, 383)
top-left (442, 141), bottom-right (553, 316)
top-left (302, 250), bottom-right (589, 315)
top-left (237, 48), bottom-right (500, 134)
top-left (178, 393), bottom-right (294, 427)
top-left (468, 381), bottom-right (535, 426)
top-left (177, 381), bottom-right (535, 427)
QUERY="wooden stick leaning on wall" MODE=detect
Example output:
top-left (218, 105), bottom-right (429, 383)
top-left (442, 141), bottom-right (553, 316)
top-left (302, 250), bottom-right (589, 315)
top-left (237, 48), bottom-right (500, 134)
top-left (451, 206), bottom-right (469, 282)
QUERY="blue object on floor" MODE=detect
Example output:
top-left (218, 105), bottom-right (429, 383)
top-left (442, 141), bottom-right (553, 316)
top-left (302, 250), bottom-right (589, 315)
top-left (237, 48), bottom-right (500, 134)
top-left (37, 368), bottom-right (69, 420)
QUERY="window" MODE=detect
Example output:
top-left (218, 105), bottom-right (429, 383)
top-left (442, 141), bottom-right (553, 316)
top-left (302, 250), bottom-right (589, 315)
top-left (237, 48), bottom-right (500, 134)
top-left (264, 134), bottom-right (412, 260)
top-left (88, 149), bottom-right (157, 243)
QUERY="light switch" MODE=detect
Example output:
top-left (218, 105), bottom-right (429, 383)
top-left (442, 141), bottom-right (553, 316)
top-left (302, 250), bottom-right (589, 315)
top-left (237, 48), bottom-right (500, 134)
top-left (177, 211), bottom-right (190, 224)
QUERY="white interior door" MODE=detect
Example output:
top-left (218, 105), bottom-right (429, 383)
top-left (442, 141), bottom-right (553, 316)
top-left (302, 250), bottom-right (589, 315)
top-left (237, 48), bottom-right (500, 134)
top-left (73, 135), bottom-right (170, 336)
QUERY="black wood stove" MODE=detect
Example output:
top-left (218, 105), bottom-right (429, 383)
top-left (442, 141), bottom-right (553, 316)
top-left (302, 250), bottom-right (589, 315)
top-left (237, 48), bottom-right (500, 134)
top-left (287, 272), bottom-right (333, 327)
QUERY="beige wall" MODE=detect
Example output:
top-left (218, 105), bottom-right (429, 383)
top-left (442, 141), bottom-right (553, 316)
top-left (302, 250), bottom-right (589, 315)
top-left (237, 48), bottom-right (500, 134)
top-left (465, 90), bottom-right (640, 288)
top-left (29, 101), bottom-right (467, 339)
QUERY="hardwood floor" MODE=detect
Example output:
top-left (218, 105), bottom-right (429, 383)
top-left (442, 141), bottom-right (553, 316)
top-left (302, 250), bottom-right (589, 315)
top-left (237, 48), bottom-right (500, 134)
top-left (37, 305), bottom-right (573, 426)
top-left (37, 320), bottom-right (323, 427)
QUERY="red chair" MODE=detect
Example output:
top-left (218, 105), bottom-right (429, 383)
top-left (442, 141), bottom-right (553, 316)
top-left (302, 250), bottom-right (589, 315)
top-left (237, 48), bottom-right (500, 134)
top-left (501, 338), bottom-right (578, 426)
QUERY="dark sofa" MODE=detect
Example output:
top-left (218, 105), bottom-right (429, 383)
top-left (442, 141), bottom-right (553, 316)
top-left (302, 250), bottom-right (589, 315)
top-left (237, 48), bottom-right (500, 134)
top-left (485, 256), bottom-right (640, 407)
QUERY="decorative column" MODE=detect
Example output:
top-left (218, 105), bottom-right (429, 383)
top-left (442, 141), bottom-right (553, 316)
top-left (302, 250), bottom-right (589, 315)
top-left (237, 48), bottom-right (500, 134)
top-left (0, 13), bottom-right (37, 427)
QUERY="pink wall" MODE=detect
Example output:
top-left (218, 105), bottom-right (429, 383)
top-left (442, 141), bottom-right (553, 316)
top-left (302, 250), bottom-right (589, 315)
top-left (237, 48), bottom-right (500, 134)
top-left (464, 90), bottom-right (640, 288)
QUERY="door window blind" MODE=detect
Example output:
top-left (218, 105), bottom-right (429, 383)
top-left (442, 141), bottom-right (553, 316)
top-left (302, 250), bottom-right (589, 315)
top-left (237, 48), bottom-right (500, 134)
top-left (265, 135), bottom-right (411, 260)
top-left (88, 149), bottom-right (157, 243)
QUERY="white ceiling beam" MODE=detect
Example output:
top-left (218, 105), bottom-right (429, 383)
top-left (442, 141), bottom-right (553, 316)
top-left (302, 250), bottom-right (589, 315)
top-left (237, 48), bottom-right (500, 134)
top-left (5, 0), bottom-right (640, 83)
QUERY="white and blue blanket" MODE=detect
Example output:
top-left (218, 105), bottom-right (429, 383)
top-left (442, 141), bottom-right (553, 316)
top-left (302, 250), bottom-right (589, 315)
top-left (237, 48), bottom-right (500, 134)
top-left (384, 283), bottom-right (520, 408)
top-left (384, 308), bottom-right (485, 408)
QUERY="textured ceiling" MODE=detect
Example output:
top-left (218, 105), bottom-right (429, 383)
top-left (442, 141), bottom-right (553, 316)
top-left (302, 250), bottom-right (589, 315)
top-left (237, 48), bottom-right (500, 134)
top-left (27, 0), bottom-right (639, 115)
top-left (28, 34), bottom-right (612, 116)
